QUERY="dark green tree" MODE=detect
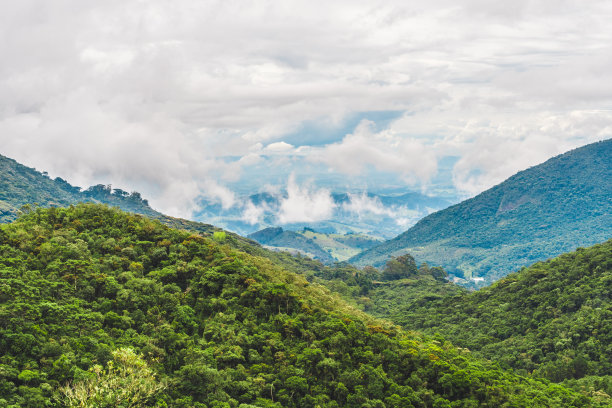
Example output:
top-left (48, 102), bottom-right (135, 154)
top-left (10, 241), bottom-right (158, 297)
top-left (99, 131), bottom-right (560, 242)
top-left (382, 254), bottom-right (418, 281)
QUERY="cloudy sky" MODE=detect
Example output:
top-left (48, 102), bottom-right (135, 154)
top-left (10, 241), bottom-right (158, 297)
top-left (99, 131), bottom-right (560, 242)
top-left (1, 0), bottom-right (611, 218)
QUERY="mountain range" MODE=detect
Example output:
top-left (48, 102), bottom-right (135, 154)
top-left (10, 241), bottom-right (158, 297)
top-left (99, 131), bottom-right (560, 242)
top-left (351, 139), bottom-right (612, 286)
top-left (193, 190), bottom-right (453, 239)
top-left (0, 143), bottom-right (610, 405)
top-left (371, 240), bottom-right (611, 384)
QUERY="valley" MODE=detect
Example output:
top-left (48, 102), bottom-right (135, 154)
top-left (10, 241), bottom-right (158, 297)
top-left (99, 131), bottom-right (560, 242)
top-left (4, 2), bottom-right (612, 406)
top-left (351, 140), bottom-right (612, 287)
top-left (0, 143), bottom-right (610, 406)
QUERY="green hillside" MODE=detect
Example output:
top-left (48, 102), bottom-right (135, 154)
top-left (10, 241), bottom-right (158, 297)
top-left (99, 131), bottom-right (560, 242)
top-left (0, 204), bottom-right (599, 407)
top-left (0, 154), bottom-right (157, 223)
top-left (0, 153), bottom-right (237, 239)
top-left (248, 227), bottom-right (335, 263)
top-left (248, 227), bottom-right (382, 263)
top-left (351, 139), bottom-right (612, 285)
top-left (385, 240), bottom-right (611, 399)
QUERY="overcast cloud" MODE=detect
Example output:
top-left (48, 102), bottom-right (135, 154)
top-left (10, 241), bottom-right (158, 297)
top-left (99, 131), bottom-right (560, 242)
top-left (1, 0), bottom-right (611, 217)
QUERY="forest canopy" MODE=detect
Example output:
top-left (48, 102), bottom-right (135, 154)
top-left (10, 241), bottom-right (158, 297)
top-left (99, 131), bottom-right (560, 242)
top-left (0, 204), bottom-right (603, 407)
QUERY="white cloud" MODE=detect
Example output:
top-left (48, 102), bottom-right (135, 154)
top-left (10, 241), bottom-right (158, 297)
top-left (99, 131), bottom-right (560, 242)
top-left (241, 200), bottom-right (266, 225)
top-left (314, 120), bottom-right (438, 185)
top-left (342, 192), bottom-right (428, 228)
top-left (200, 181), bottom-right (236, 210)
top-left (0, 0), bottom-right (611, 215)
top-left (343, 193), bottom-right (393, 217)
top-left (277, 174), bottom-right (336, 224)
top-left (391, 109), bottom-right (612, 196)
top-left (264, 141), bottom-right (294, 153)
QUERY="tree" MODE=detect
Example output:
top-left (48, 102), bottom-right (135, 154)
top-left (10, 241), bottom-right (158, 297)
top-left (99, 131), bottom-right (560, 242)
top-left (60, 347), bottom-right (165, 408)
top-left (430, 266), bottom-right (448, 282)
top-left (382, 254), bottom-right (418, 281)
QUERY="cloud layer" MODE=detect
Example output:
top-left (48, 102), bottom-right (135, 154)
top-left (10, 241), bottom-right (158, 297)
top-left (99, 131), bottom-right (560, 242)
top-left (1, 1), bottom-right (611, 216)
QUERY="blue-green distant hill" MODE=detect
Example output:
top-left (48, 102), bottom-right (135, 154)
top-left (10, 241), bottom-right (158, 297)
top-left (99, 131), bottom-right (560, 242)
top-left (350, 139), bottom-right (612, 286)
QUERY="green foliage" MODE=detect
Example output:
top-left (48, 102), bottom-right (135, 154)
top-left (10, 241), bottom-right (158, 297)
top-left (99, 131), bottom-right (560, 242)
top-left (60, 347), bottom-right (165, 407)
top-left (213, 231), bottom-right (227, 243)
top-left (360, 274), bottom-right (464, 319)
top-left (382, 254), bottom-right (418, 281)
top-left (305, 256), bottom-right (458, 320)
top-left (352, 139), bottom-right (612, 286)
top-left (389, 241), bottom-right (611, 397)
top-left (0, 204), bottom-right (599, 406)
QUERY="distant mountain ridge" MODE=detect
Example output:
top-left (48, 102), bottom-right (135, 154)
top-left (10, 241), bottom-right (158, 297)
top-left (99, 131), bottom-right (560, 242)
top-left (248, 227), bottom-right (335, 263)
top-left (0, 153), bottom-right (231, 240)
top-left (248, 226), bottom-right (382, 263)
top-left (0, 154), bottom-right (158, 222)
top-left (193, 189), bottom-right (453, 238)
top-left (350, 139), bottom-right (612, 285)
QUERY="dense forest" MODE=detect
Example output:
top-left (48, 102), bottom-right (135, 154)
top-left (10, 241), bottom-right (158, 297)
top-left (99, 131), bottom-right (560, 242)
top-left (351, 139), bottom-right (612, 286)
top-left (0, 204), bottom-right (601, 407)
top-left (380, 241), bottom-right (611, 400)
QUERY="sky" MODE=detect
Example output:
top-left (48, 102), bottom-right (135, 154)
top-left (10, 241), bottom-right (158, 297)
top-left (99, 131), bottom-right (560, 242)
top-left (1, 0), bottom-right (611, 220)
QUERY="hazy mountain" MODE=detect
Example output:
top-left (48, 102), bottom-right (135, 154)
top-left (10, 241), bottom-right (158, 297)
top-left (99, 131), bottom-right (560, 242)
top-left (248, 227), bottom-right (382, 263)
top-left (351, 139), bottom-right (612, 286)
top-left (192, 190), bottom-right (453, 239)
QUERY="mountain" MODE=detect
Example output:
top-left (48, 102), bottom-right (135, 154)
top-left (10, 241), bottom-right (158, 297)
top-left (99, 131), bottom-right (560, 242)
top-left (0, 153), bottom-right (235, 239)
top-left (0, 153), bottom-right (163, 222)
top-left (248, 227), bottom-right (335, 263)
top-left (0, 152), bottom-right (420, 282)
top-left (385, 240), bottom-right (612, 398)
top-left (351, 139), bottom-right (612, 285)
top-left (0, 204), bottom-right (600, 407)
top-left (193, 190), bottom-right (453, 239)
top-left (248, 227), bottom-right (382, 263)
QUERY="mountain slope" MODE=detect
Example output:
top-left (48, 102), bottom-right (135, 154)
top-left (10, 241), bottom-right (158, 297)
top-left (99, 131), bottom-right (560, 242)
top-left (248, 227), bottom-right (382, 263)
top-left (248, 227), bottom-right (334, 263)
top-left (388, 240), bottom-right (611, 395)
top-left (0, 153), bottom-right (240, 240)
top-left (0, 153), bottom-right (160, 222)
top-left (351, 139), bottom-right (612, 285)
top-left (0, 204), bottom-right (598, 407)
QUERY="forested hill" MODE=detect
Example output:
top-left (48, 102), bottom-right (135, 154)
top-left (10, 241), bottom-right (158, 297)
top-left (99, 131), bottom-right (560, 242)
top-left (0, 153), bottom-right (159, 223)
top-left (0, 204), bottom-right (599, 407)
top-left (351, 139), bottom-right (612, 285)
top-left (0, 152), bottom-right (372, 275)
top-left (391, 240), bottom-right (612, 400)
top-left (0, 153), bottom-right (232, 240)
